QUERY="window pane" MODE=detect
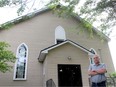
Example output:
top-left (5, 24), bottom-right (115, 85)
top-left (55, 26), bottom-right (66, 44)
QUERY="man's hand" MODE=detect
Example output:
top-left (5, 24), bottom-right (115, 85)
top-left (88, 70), bottom-right (98, 76)
top-left (88, 69), bottom-right (107, 76)
top-left (95, 69), bottom-right (107, 74)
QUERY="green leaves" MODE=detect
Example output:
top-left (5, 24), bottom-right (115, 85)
top-left (110, 72), bottom-right (116, 78)
top-left (80, 0), bottom-right (116, 36)
top-left (0, 0), bottom-right (10, 7)
top-left (0, 62), bottom-right (12, 73)
top-left (0, 22), bottom-right (14, 30)
top-left (48, 0), bottom-right (116, 37)
top-left (48, 0), bottom-right (80, 18)
top-left (0, 42), bottom-right (16, 73)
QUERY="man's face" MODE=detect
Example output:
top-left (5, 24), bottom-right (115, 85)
top-left (93, 55), bottom-right (100, 64)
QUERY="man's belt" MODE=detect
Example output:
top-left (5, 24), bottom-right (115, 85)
top-left (92, 80), bottom-right (106, 84)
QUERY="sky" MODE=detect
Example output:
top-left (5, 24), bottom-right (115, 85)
top-left (0, 0), bottom-right (116, 71)
top-left (0, 0), bottom-right (50, 24)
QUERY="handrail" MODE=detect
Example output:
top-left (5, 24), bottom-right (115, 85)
top-left (46, 79), bottom-right (56, 87)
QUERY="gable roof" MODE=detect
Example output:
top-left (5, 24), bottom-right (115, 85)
top-left (0, 7), bottom-right (110, 41)
top-left (38, 39), bottom-right (93, 62)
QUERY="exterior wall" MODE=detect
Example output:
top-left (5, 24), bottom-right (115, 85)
top-left (0, 10), bottom-right (115, 87)
top-left (43, 43), bottom-right (90, 87)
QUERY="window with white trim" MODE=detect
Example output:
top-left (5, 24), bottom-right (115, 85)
top-left (55, 26), bottom-right (66, 44)
top-left (13, 43), bottom-right (28, 80)
top-left (89, 48), bottom-right (97, 64)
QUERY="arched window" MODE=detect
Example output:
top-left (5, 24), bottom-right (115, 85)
top-left (55, 26), bottom-right (66, 44)
top-left (88, 48), bottom-right (97, 64)
top-left (13, 43), bottom-right (28, 80)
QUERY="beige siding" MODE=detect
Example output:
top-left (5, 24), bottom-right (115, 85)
top-left (43, 43), bottom-right (90, 86)
top-left (0, 10), bottom-right (115, 87)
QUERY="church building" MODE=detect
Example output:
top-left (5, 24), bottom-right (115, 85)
top-left (0, 8), bottom-right (115, 87)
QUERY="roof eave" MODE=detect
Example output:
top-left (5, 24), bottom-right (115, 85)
top-left (92, 27), bottom-right (110, 41)
top-left (72, 14), bottom-right (110, 41)
top-left (38, 40), bottom-right (92, 62)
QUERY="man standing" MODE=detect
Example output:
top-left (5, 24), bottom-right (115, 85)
top-left (88, 54), bottom-right (107, 87)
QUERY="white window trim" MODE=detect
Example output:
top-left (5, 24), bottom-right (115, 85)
top-left (88, 48), bottom-right (97, 64)
top-left (13, 43), bottom-right (28, 80)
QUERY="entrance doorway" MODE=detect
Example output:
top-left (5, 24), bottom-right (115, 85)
top-left (58, 64), bottom-right (83, 87)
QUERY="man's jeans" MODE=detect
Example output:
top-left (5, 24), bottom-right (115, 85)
top-left (92, 81), bottom-right (106, 87)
